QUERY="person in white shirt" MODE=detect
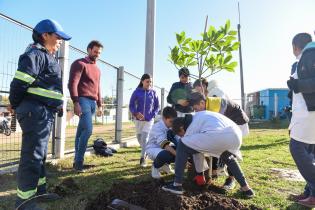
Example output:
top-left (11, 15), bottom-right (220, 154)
top-left (287, 33), bottom-right (315, 208)
top-left (146, 107), bottom-right (178, 178)
top-left (161, 111), bottom-right (254, 198)
top-left (146, 107), bottom-right (208, 179)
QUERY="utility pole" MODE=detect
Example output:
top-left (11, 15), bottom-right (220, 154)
top-left (237, 1), bottom-right (245, 110)
top-left (144, 0), bottom-right (156, 82)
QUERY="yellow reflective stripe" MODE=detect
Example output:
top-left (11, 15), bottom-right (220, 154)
top-left (38, 177), bottom-right (46, 186)
top-left (206, 97), bottom-right (222, 113)
top-left (14, 70), bottom-right (36, 84)
top-left (27, 87), bottom-right (63, 100)
top-left (17, 188), bottom-right (37, 200)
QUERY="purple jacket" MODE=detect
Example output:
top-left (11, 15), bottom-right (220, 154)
top-left (129, 87), bottom-right (159, 121)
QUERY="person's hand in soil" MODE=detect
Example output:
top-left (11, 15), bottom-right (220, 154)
top-left (135, 112), bottom-right (144, 120)
top-left (165, 145), bottom-right (176, 156)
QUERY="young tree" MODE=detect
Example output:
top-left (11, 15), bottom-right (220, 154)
top-left (169, 19), bottom-right (239, 79)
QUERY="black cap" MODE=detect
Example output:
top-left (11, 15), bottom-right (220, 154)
top-left (178, 67), bottom-right (190, 77)
top-left (189, 91), bottom-right (206, 106)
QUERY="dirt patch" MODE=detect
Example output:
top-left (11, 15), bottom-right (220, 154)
top-left (270, 168), bottom-right (304, 182)
top-left (52, 177), bottom-right (80, 197)
top-left (85, 180), bottom-right (261, 210)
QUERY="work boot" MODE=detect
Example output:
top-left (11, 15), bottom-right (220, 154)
top-left (15, 199), bottom-right (43, 210)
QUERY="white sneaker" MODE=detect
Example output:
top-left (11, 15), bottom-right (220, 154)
top-left (140, 157), bottom-right (147, 167)
top-left (151, 165), bottom-right (161, 179)
top-left (217, 165), bottom-right (228, 176)
top-left (160, 164), bottom-right (174, 174)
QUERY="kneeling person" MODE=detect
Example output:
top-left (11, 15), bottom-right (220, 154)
top-left (146, 107), bottom-right (178, 179)
top-left (162, 111), bottom-right (254, 198)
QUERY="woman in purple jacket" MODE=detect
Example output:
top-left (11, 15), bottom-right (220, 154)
top-left (129, 74), bottom-right (160, 167)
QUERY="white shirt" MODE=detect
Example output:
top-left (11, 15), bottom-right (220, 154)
top-left (181, 111), bottom-right (243, 159)
top-left (146, 120), bottom-right (170, 150)
top-left (289, 60), bottom-right (315, 144)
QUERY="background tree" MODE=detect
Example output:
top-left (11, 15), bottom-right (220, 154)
top-left (169, 19), bottom-right (240, 79)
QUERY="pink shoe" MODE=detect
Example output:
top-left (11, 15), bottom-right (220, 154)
top-left (298, 196), bottom-right (315, 208)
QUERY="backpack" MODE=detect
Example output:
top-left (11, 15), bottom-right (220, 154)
top-left (93, 138), bottom-right (113, 157)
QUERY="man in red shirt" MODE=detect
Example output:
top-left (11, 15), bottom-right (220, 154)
top-left (68, 40), bottom-right (103, 172)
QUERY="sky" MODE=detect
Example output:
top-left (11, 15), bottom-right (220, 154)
top-left (1, 0), bottom-right (315, 103)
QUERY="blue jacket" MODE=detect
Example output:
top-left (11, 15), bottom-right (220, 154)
top-left (9, 43), bottom-right (63, 110)
top-left (129, 87), bottom-right (159, 121)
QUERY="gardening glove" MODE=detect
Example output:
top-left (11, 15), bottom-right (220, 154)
top-left (193, 175), bottom-right (206, 186)
top-left (287, 77), bottom-right (300, 93)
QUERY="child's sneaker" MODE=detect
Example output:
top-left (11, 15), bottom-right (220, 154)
top-left (193, 175), bottom-right (206, 186)
top-left (240, 188), bottom-right (255, 198)
top-left (160, 164), bottom-right (174, 174)
top-left (162, 182), bottom-right (184, 195)
top-left (140, 157), bottom-right (147, 167)
top-left (151, 165), bottom-right (161, 179)
top-left (223, 177), bottom-right (236, 190)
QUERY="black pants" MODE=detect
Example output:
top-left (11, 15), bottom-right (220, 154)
top-left (153, 148), bottom-right (176, 168)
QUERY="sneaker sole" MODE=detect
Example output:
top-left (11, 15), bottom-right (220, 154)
top-left (297, 201), bottom-right (315, 208)
top-left (161, 186), bottom-right (184, 195)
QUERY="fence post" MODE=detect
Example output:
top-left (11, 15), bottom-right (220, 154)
top-left (160, 88), bottom-right (165, 110)
top-left (274, 93), bottom-right (278, 118)
top-left (115, 66), bottom-right (124, 143)
top-left (54, 40), bottom-right (69, 158)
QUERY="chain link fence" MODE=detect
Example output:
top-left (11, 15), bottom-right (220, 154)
top-left (0, 13), bottom-right (169, 169)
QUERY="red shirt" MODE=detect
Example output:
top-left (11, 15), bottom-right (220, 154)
top-left (68, 57), bottom-right (101, 107)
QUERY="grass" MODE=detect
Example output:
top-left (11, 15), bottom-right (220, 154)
top-left (0, 123), bottom-right (311, 210)
top-left (0, 122), bottom-right (136, 169)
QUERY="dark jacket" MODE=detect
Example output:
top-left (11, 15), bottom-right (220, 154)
top-left (295, 42), bottom-right (315, 111)
top-left (9, 44), bottom-right (63, 110)
top-left (167, 82), bottom-right (193, 113)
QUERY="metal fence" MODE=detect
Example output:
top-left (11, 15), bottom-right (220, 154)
top-left (0, 13), bottom-right (168, 169)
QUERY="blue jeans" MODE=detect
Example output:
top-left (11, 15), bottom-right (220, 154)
top-left (153, 147), bottom-right (176, 168)
top-left (74, 97), bottom-right (96, 164)
top-left (15, 99), bottom-right (54, 206)
top-left (290, 138), bottom-right (315, 196)
top-left (174, 140), bottom-right (248, 187)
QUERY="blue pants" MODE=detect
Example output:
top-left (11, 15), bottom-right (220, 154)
top-left (15, 100), bottom-right (54, 205)
top-left (174, 140), bottom-right (247, 187)
top-left (290, 138), bottom-right (315, 196)
top-left (153, 149), bottom-right (175, 168)
top-left (74, 97), bottom-right (96, 164)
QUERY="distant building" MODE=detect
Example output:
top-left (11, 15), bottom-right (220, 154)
top-left (246, 88), bottom-right (290, 120)
top-left (66, 107), bottom-right (131, 126)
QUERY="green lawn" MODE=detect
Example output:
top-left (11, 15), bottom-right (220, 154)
top-left (0, 122), bottom-right (136, 169)
top-left (0, 125), bottom-right (311, 210)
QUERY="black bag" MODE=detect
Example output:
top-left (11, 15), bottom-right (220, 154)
top-left (93, 138), bottom-right (113, 157)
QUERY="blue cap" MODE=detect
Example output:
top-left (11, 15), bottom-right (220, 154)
top-left (34, 19), bottom-right (71, 41)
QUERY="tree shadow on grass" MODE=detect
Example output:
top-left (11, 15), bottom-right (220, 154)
top-left (286, 203), bottom-right (312, 210)
top-left (241, 139), bottom-right (288, 151)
